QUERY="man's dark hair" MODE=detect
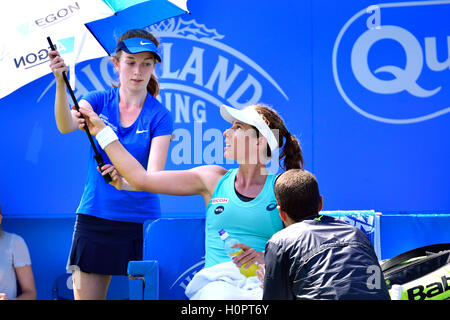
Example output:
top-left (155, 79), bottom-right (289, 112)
top-left (274, 169), bottom-right (321, 222)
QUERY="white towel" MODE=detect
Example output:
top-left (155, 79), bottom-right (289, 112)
top-left (185, 261), bottom-right (263, 300)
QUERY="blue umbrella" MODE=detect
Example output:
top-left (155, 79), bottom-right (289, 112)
top-left (86, 0), bottom-right (189, 55)
top-left (0, 0), bottom-right (189, 99)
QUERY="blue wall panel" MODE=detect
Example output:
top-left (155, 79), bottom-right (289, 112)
top-left (3, 214), bottom-right (449, 299)
top-left (0, 0), bottom-right (449, 299)
top-left (312, 0), bottom-right (450, 213)
top-left (1, 0), bottom-right (448, 217)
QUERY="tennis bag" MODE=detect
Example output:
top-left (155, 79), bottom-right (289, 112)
top-left (381, 243), bottom-right (450, 300)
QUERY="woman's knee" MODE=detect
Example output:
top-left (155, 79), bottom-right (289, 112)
top-left (72, 269), bottom-right (111, 300)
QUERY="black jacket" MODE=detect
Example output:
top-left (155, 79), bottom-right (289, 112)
top-left (263, 215), bottom-right (390, 300)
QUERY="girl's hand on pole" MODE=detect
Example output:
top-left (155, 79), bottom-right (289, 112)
top-left (97, 164), bottom-right (123, 190)
top-left (48, 50), bottom-right (67, 83)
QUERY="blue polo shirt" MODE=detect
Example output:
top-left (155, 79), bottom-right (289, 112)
top-left (76, 87), bottom-right (173, 223)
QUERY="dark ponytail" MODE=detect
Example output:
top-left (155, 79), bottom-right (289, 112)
top-left (114, 29), bottom-right (161, 97)
top-left (147, 73), bottom-right (160, 97)
top-left (279, 131), bottom-right (303, 170)
top-left (254, 105), bottom-right (304, 171)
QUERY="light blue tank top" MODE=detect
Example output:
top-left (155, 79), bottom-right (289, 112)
top-left (204, 168), bottom-right (284, 268)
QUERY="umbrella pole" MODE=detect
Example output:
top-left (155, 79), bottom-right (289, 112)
top-left (47, 37), bottom-right (112, 184)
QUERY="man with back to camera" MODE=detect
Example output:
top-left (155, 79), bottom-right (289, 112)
top-left (259, 169), bottom-right (390, 300)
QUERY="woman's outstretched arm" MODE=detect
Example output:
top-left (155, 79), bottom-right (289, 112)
top-left (77, 107), bottom-right (226, 200)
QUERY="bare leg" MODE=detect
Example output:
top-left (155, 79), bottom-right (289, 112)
top-left (72, 269), bottom-right (112, 300)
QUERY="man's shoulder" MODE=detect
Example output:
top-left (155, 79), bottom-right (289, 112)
top-left (268, 222), bottom-right (308, 246)
top-left (267, 216), bottom-right (350, 247)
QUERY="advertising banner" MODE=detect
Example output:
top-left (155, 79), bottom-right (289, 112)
top-left (0, 0), bottom-right (448, 217)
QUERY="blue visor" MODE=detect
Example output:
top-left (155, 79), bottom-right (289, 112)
top-left (115, 37), bottom-right (161, 62)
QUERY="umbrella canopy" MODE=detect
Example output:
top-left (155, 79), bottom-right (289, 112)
top-left (0, 0), bottom-right (188, 99)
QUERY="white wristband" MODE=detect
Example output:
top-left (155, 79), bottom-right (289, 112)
top-left (96, 126), bottom-right (118, 150)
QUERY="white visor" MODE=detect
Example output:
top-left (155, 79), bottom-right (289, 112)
top-left (220, 105), bottom-right (279, 152)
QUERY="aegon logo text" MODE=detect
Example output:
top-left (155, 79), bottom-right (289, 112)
top-left (333, 1), bottom-right (450, 124)
top-left (14, 48), bottom-right (49, 70)
top-left (14, 37), bottom-right (75, 70)
top-left (17, 2), bottom-right (81, 35)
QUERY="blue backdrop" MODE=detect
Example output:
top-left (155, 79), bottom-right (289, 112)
top-left (1, 0), bottom-right (449, 300)
top-left (1, 0), bottom-right (448, 217)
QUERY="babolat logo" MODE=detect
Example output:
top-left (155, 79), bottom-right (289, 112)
top-left (16, 2), bottom-right (81, 35)
top-left (14, 37), bottom-right (75, 70)
top-left (407, 274), bottom-right (450, 300)
top-left (333, 1), bottom-right (450, 124)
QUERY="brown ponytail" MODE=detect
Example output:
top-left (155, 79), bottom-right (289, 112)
top-left (113, 29), bottom-right (161, 97)
top-left (253, 105), bottom-right (304, 171)
top-left (147, 73), bottom-right (160, 97)
top-left (280, 131), bottom-right (303, 170)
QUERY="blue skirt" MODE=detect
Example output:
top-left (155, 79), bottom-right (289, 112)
top-left (67, 214), bottom-right (143, 275)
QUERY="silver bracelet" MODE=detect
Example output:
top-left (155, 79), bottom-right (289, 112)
top-left (96, 126), bottom-right (118, 150)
